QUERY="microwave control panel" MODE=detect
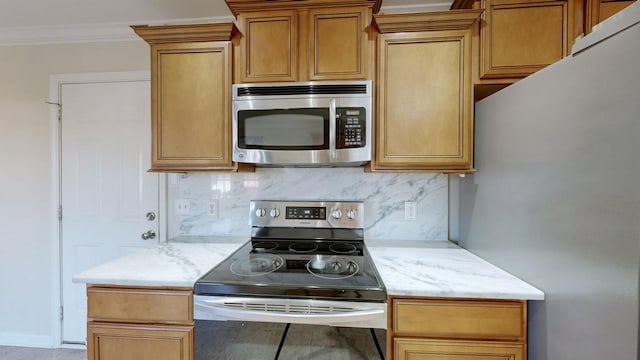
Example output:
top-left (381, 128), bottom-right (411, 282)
top-left (336, 107), bottom-right (366, 148)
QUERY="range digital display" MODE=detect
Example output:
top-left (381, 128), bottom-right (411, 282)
top-left (286, 206), bottom-right (326, 220)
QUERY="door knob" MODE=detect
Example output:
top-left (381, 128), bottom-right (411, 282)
top-left (146, 212), bottom-right (156, 221)
top-left (141, 230), bottom-right (156, 240)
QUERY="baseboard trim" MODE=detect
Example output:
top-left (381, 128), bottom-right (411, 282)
top-left (0, 333), bottom-right (55, 348)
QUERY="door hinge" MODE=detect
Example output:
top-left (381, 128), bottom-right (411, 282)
top-left (46, 101), bottom-right (62, 121)
top-left (57, 206), bottom-right (62, 221)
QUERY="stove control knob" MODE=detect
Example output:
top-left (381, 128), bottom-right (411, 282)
top-left (331, 262), bottom-right (342, 271)
top-left (346, 209), bottom-right (357, 220)
top-left (255, 208), bottom-right (267, 217)
top-left (269, 208), bottom-right (280, 218)
top-left (347, 261), bottom-right (358, 273)
top-left (273, 259), bottom-right (282, 269)
top-left (332, 209), bottom-right (343, 219)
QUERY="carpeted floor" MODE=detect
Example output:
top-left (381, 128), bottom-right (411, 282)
top-left (0, 346), bottom-right (86, 360)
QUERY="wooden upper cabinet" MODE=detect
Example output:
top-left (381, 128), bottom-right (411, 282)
top-left (238, 10), bottom-right (298, 82)
top-left (372, 11), bottom-right (481, 172)
top-left (132, 23), bottom-right (236, 171)
top-left (480, 0), bottom-right (574, 79)
top-left (585, 0), bottom-right (636, 33)
top-left (308, 7), bottom-right (369, 80)
top-left (452, 0), bottom-right (577, 99)
top-left (232, 1), bottom-right (374, 82)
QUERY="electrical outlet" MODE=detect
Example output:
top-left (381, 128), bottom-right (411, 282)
top-left (208, 200), bottom-right (218, 218)
top-left (405, 201), bottom-right (417, 221)
top-left (176, 199), bottom-right (190, 215)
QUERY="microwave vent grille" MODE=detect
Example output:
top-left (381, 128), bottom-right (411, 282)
top-left (236, 84), bottom-right (368, 97)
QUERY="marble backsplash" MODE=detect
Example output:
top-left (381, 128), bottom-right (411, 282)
top-left (167, 168), bottom-right (448, 241)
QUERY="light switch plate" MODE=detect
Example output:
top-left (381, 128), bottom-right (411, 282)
top-left (208, 200), bottom-right (218, 218)
top-left (405, 201), bottom-right (417, 221)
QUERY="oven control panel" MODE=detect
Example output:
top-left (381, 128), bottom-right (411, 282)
top-left (286, 206), bottom-right (326, 220)
top-left (250, 200), bottom-right (364, 228)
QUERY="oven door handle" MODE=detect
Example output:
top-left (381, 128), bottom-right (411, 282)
top-left (194, 297), bottom-right (386, 326)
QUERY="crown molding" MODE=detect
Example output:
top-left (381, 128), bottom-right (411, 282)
top-left (132, 23), bottom-right (237, 44)
top-left (374, 9), bottom-right (482, 33)
top-left (0, 1), bottom-right (455, 47)
top-left (379, 2), bottom-right (453, 14)
top-left (0, 16), bottom-right (235, 46)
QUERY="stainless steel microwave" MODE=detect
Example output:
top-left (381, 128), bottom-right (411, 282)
top-left (232, 81), bottom-right (372, 166)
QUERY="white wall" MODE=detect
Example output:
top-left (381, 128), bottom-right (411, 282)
top-left (0, 40), bottom-right (149, 347)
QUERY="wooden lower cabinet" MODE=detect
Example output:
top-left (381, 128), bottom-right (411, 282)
top-left (389, 297), bottom-right (527, 360)
top-left (86, 286), bottom-right (194, 360)
top-left (87, 323), bottom-right (193, 360)
top-left (395, 338), bottom-right (525, 360)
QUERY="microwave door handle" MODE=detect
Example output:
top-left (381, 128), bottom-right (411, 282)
top-left (329, 98), bottom-right (337, 160)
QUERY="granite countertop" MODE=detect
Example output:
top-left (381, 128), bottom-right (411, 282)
top-left (367, 240), bottom-right (544, 300)
top-left (72, 239), bottom-right (245, 288)
top-left (73, 239), bottom-right (544, 300)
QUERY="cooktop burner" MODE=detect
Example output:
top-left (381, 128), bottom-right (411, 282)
top-left (288, 242), bottom-right (318, 253)
top-left (229, 254), bottom-right (283, 276)
top-left (306, 255), bottom-right (360, 279)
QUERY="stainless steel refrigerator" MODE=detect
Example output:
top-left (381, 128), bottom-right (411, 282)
top-left (459, 3), bottom-right (640, 359)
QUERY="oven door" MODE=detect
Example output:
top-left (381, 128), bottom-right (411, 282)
top-left (194, 295), bottom-right (386, 329)
top-left (194, 296), bottom-right (386, 359)
top-left (195, 320), bottom-right (386, 360)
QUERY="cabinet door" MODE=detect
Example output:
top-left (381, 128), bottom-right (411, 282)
top-left (394, 338), bottom-right (525, 360)
top-left (598, 0), bottom-right (635, 19)
top-left (238, 10), bottom-right (298, 82)
top-left (151, 41), bottom-right (233, 171)
top-left (88, 323), bottom-right (193, 360)
top-left (586, 0), bottom-right (635, 33)
top-left (307, 7), bottom-right (369, 80)
top-left (375, 30), bottom-right (473, 171)
top-left (480, 0), bottom-right (573, 79)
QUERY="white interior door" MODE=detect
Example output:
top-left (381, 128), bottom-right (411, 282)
top-left (60, 79), bottom-right (158, 344)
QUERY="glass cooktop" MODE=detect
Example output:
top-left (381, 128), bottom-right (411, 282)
top-left (194, 241), bottom-right (386, 302)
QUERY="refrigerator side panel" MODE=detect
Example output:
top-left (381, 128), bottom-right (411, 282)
top-left (459, 14), bottom-right (640, 360)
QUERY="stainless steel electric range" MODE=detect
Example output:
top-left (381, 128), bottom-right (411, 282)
top-left (194, 200), bottom-right (387, 329)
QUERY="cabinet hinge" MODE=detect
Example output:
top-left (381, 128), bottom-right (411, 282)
top-left (57, 206), bottom-right (62, 221)
top-left (60, 306), bottom-right (64, 321)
